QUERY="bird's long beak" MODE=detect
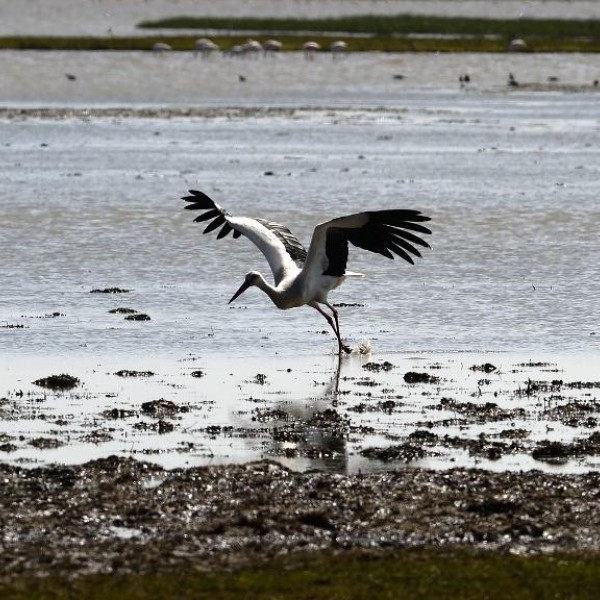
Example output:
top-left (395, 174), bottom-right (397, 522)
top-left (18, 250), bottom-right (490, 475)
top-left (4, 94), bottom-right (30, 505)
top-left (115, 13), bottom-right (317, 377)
top-left (229, 279), bottom-right (252, 304)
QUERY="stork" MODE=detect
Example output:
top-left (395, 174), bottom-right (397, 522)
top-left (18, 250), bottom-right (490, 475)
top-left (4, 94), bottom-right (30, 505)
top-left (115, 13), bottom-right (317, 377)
top-left (302, 41), bottom-right (321, 59)
top-left (183, 190), bottom-right (431, 355)
top-left (330, 40), bottom-right (348, 59)
top-left (194, 38), bottom-right (220, 57)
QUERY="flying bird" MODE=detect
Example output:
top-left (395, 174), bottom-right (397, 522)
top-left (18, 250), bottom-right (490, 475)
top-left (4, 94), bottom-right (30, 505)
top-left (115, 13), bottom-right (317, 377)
top-left (183, 190), bottom-right (431, 355)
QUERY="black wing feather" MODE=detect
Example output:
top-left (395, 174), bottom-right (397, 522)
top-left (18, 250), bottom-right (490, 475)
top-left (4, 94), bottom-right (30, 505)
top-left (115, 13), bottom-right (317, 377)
top-left (388, 241), bottom-right (415, 264)
top-left (388, 227), bottom-right (431, 249)
top-left (389, 220), bottom-right (432, 235)
top-left (388, 234), bottom-right (422, 258)
top-left (203, 214), bottom-right (226, 234)
top-left (324, 228), bottom-right (348, 276)
top-left (182, 190), bottom-right (216, 209)
top-left (193, 208), bottom-right (221, 223)
top-left (217, 223), bottom-right (234, 239)
top-left (323, 209), bottom-right (431, 276)
top-left (184, 191), bottom-right (237, 236)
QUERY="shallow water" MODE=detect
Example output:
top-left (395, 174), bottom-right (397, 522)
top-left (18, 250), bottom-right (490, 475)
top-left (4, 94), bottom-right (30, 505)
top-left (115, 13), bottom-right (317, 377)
top-left (1, 50), bottom-right (599, 472)
top-left (1, 99), bottom-right (599, 356)
top-left (2, 50), bottom-right (600, 106)
top-left (2, 350), bottom-right (600, 474)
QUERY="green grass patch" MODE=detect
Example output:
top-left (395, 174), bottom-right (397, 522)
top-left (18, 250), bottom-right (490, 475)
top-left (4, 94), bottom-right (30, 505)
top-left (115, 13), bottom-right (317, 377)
top-left (2, 548), bottom-right (600, 600)
top-left (138, 13), bottom-right (600, 40)
top-left (3, 14), bottom-right (600, 52)
top-left (1, 34), bottom-right (600, 53)
top-left (0, 36), bottom-right (177, 51)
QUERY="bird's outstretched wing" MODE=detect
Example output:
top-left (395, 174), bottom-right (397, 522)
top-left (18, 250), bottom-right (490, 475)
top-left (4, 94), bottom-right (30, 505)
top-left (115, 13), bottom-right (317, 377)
top-left (304, 210), bottom-right (432, 277)
top-left (182, 190), bottom-right (307, 283)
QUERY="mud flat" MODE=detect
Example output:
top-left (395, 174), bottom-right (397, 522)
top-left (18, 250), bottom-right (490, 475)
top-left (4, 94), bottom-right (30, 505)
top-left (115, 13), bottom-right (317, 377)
top-left (2, 351), bottom-right (600, 594)
top-left (1, 455), bottom-right (600, 585)
top-left (3, 352), bottom-right (600, 472)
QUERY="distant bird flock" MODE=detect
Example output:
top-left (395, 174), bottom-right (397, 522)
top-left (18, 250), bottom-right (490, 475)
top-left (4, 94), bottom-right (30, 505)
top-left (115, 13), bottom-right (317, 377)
top-left (153, 38), bottom-right (349, 59)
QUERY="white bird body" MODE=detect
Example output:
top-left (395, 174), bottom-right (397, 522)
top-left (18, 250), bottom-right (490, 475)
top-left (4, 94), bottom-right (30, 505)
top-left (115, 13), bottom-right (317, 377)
top-left (183, 190), bottom-right (431, 354)
top-left (194, 38), bottom-right (220, 56)
top-left (152, 42), bottom-right (172, 53)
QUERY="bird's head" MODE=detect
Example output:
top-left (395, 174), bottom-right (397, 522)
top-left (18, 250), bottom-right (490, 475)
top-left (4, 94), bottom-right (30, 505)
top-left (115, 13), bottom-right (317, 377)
top-left (229, 271), bottom-right (262, 304)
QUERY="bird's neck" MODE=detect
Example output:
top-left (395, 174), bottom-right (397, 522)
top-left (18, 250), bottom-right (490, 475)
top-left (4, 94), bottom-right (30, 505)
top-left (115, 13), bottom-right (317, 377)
top-left (255, 274), bottom-right (286, 308)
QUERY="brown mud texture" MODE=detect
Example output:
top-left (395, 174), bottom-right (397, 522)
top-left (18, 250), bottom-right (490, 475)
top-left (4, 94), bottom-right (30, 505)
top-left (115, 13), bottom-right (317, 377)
top-left (1, 456), bottom-right (599, 581)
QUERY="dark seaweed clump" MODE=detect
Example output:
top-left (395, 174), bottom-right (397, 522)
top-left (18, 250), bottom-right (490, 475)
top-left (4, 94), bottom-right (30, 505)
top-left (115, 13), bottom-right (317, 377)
top-left (470, 363), bottom-right (497, 373)
top-left (90, 287), bottom-right (131, 294)
top-left (124, 313), bottom-right (151, 321)
top-left (115, 370), bottom-right (154, 377)
top-left (363, 361), bottom-right (394, 373)
top-left (404, 371), bottom-right (440, 384)
top-left (141, 399), bottom-right (187, 417)
top-left (361, 443), bottom-right (426, 463)
top-left (32, 373), bottom-right (80, 391)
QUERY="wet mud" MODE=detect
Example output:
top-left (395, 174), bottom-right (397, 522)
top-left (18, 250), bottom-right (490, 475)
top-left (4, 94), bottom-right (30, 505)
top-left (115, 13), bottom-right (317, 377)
top-left (1, 456), bottom-right (600, 581)
top-left (32, 374), bottom-right (80, 391)
top-left (2, 355), bottom-right (600, 580)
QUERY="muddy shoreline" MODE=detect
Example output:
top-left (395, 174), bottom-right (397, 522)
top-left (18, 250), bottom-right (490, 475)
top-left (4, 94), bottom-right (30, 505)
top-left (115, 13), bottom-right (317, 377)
top-left (1, 455), bottom-right (599, 581)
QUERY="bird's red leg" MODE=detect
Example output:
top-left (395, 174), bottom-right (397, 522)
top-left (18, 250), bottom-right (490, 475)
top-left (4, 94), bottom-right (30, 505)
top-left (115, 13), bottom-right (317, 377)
top-left (311, 303), bottom-right (346, 355)
top-left (326, 303), bottom-right (352, 354)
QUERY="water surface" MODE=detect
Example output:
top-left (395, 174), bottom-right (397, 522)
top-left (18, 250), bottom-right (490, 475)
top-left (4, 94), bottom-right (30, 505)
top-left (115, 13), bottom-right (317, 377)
top-left (1, 52), bottom-right (599, 472)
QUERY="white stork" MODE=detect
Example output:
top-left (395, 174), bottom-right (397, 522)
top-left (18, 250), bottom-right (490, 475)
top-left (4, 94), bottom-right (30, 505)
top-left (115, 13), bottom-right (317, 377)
top-left (194, 38), bottom-right (220, 57)
top-left (183, 190), bottom-right (432, 355)
top-left (152, 42), bottom-right (172, 53)
top-left (330, 40), bottom-right (348, 58)
top-left (302, 41), bottom-right (321, 59)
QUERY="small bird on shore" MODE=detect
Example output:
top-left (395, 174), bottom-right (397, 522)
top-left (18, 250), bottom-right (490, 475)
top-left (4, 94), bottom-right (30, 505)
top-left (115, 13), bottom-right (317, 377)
top-left (183, 190), bottom-right (432, 355)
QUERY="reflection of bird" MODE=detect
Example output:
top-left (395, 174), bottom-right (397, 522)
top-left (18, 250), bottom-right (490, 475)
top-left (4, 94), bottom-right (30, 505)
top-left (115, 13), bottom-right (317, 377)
top-left (182, 190), bottom-right (432, 355)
